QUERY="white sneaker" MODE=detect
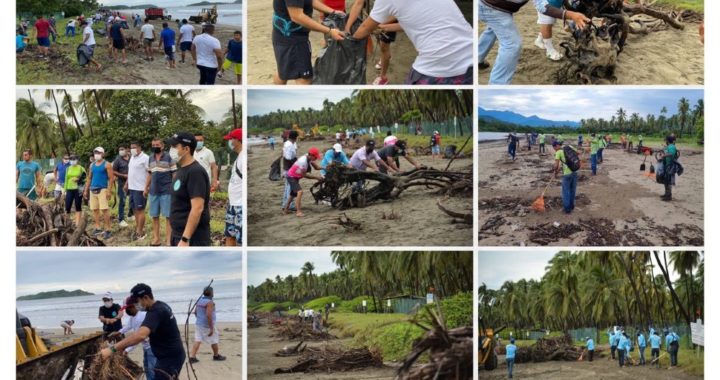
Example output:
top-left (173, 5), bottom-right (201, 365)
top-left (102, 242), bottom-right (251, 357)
top-left (119, 220), bottom-right (129, 228)
top-left (127, 216), bottom-right (135, 222)
top-left (534, 36), bottom-right (545, 50)
top-left (546, 49), bottom-right (563, 61)
top-left (374, 61), bottom-right (382, 70)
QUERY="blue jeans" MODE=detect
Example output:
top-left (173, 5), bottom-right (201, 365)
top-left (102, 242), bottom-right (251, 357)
top-left (478, 3), bottom-right (522, 84)
top-left (618, 349), bottom-right (625, 367)
top-left (506, 357), bottom-right (514, 378)
top-left (65, 26), bottom-right (75, 37)
top-left (669, 343), bottom-right (678, 365)
top-left (117, 185), bottom-right (127, 222)
top-left (281, 176), bottom-right (296, 210)
top-left (508, 143), bottom-right (516, 160)
top-left (591, 153), bottom-right (597, 175)
top-left (639, 346), bottom-right (646, 364)
top-left (561, 172), bottom-right (578, 213)
top-left (598, 148), bottom-right (604, 162)
top-left (144, 346), bottom-right (157, 380)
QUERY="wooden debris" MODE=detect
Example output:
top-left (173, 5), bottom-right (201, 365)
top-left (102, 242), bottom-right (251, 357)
top-left (270, 319), bottom-right (337, 341)
top-left (437, 201), bottom-right (472, 225)
top-left (275, 345), bottom-right (382, 374)
top-left (84, 342), bottom-right (143, 380)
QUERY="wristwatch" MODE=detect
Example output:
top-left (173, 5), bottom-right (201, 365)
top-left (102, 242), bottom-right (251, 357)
top-left (110, 345), bottom-right (117, 353)
top-left (181, 236), bottom-right (190, 243)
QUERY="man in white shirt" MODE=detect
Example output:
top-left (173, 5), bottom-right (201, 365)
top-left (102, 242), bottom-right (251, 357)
top-left (352, 0), bottom-right (473, 84)
top-left (125, 142), bottom-right (150, 241)
top-left (281, 131), bottom-right (299, 210)
top-left (223, 129), bottom-right (243, 246)
top-left (193, 133), bottom-right (219, 191)
top-left (109, 297), bottom-right (156, 380)
top-left (80, 20), bottom-right (102, 70)
top-left (139, 18), bottom-right (156, 61)
top-left (177, 19), bottom-right (196, 64)
top-left (191, 23), bottom-right (223, 84)
top-left (349, 140), bottom-right (394, 172)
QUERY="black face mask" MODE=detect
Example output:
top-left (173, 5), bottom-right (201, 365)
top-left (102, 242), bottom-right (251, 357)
top-left (366, 147), bottom-right (374, 154)
top-left (152, 147), bottom-right (162, 154)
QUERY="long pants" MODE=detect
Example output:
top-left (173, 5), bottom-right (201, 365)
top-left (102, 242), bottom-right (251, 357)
top-left (610, 345), bottom-right (617, 359)
top-left (618, 349), bottom-right (626, 367)
top-left (588, 349), bottom-right (594, 361)
top-left (281, 176), bottom-right (296, 210)
top-left (639, 346), bottom-right (646, 364)
top-left (198, 65), bottom-right (218, 85)
top-left (478, 3), bottom-right (521, 84)
top-left (506, 358), bottom-right (514, 378)
top-left (508, 143), bottom-right (516, 160)
top-left (65, 26), bottom-right (75, 37)
top-left (539, 143), bottom-right (545, 154)
top-left (591, 153), bottom-right (598, 175)
top-left (561, 172), bottom-right (578, 213)
top-left (117, 185), bottom-right (127, 222)
top-left (669, 343), bottom-right (679, 366)
top-left (664, 178), bottom-right (673, 198)
top-left (598, 148), bottom-right (604, 162)
top-left (144, 346), bottom-right (157, 380)
top-left (652, 348), bottom-right (660, 368)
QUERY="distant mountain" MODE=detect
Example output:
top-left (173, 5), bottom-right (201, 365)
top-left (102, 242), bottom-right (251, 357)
top-left (105, 4), bottom-right (158, 10)
top-left (188, 1), bottom-right (237, 5)
top-left (17, 289), bottom-right (94, 301)
top-left (479, 107), bottom-right (580, 128)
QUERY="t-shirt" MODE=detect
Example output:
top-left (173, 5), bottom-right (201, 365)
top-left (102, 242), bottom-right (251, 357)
top-left (273, 0), bottom-right (313, 39)
top-left (383, 135), bottom-right (398, 146)
top-left (16, 35), bottom-right (27, 50)
top-left (192, 33), bottom-right (222, 68)
top-left (160, 28), bottom-right (175, 47)
top-left (228, 152), bottom-right (243, 206)
top-left (128, 153), bottom-right (150, 191)
top-left (323, 0), bottom-right (346, 11)
top-left (587, 339), bottom-right (595, 350)
top-left (55, 161), bottom-right (70, 186)
top-left (119, 311), bottom-right (150, 351)
top-left (99, 304), bottom-right (123, 333)
top-left (67, 20), bottom-right (76, 28)
top-left (505, 344), bottom-right (517, 359)
top-left (195, 296), bottom-right (217, 328)
top-left (110, 23), bottom-right (123, 40)
top-left (369, 0), bottom-right (473, 77)
top-left (35, 19), bottom-right (50, 38)
top-left (320, 149), bottom-right (350, 175)
top-left (282, 140), bottom-right (298, 171)
top-left (193, 147), bottom-right (216, 181)
top-left (432, 134), bottom-right (441, 146)
top-left (555, 145), bottom-right (577, 176)
top-left (148, 152), bottom-right (175, 196)
top-left (618, 335), bottom-right (628, 351)
top-left (83, 26), bottom-right (96, 46)
top-left (590, 137), bottom-right (600, 154)
top-left (665, 333), bottom-right (679, 347)
top-left (638, 334), bottom-right (646, 348)
top-left (141, 301), bottom-right (185, 361)
top-left (16, 161), bottom-right (41, 189)
top-left (226, 39), bottom-right (242, 63)
top-left (140, 23), bottom-right (154, 39)
top-left (664, 144), bottom-right (678, 166)
top-left (179, 24), bottom-right (195, 42)
top-left (112, 156), bottom-right (130, 187)
top-left (650, 335), bottom-right (661, 349)
top-left (539, 134), bottom-right (546, 144)
top-left (170, 160), bottom-right (210, 242)
top-left (350, 148), bottom-right (382, 171)
top-left (287, 155), bottom-right (311, 179)
top-left (508, 134), bottom-right (519, 145)
top-left (64, 165), bottom-right (86, 191)
top-left (378, 145), bottom-right (405, 161)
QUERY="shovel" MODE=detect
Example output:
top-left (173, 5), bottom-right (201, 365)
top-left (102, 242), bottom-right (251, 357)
top-left (640, 155), bottom-right (648, 171)
top-left (530, 180), bottom-right (553, 213)
top-left (651, 352), bottom-right (667, 364)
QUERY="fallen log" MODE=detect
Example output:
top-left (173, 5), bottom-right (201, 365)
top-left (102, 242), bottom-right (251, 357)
top-left (275, 345), bottom-right (382, 374)
top-left (437, 201), bottom-right (472, 225)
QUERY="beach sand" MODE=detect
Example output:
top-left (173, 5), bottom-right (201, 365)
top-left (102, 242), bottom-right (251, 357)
top-left (248, 140), bottom-right (473, 246)
top-left (246, 0), bottom-right (417, 85)
top-left (17, 17), bottom-right (239, 85)
top-left (39, 322), bottom-right (242, 379)
top-left (478, 5), bottom-right (704, 85)
top-left (247, 323), bottom-right (397, 379)
top-left (478, 140), bottom-right (704, 246)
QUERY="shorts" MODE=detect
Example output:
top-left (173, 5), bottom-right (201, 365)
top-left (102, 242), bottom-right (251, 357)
top-left (222, 59), bottom-right (242, 75)
top-left (37, 37), bottom-right (50, 47)
top-left (164, 46), bottom-right (175, 61)
top-left (87, 44), bottom-right (96, 57)
top-left (61, 322), bottom-right (71, 329)
top-left (194, 325), bottom-right (220, 344)
top-left (112, 38), bottom-right (125, 50)
top-left (379, 31), bottom-right (397, 44)
top-left (180, 41), bottom-right (192, 51)
top-left (405, 65), bottom-right (473, 85)
top-left (537, 12), bottom-right (557, 25)
top-left (272, 35), bottom-right (313, 81)
top-left (224, 205), bottom-right (242, 241)
top-left (432, 145), bottom-right (441, 154)
top-left (89, 188), bottom-right (109, 210)
top-left (143, 38), bottom-right (154, 46)
top-left (170, 234), bottom-right (211, 247)
top-left (148, 194), bottom-right (171, 218)
top-left (129, 190), bottom-right (147, 210)
top-left (286, 177), bottom-right (302, 196)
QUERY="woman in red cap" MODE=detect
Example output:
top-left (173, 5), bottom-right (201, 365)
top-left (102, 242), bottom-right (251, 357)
top-left (283, 147), bottom-right (323, 217)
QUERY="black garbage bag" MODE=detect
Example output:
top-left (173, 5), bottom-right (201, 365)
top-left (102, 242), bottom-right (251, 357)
top-left (77, 44), bottom-right (92, 66)
top-left (444, 145), bottom-right (458, 159)
top-left (269, 157), bottom-right (281, 181)
top-left (312, 13), bottom-right (367, 84)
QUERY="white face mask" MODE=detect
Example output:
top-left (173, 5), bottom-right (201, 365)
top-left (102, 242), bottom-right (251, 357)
top-left (119, 149), bottom-right (126, 157)
top-left (135, 302), bottom-right (146, 311)
top-left (94, 154), bottom-right (103, 161)
top-left (227, 140), bottom-right (234, 150)
top-left (169, 147), bottom-right (179, 161)
top-left (104, 301), bottom-right (113, 308)
top-left (131, 148), bottom-right (139, 156)
top-left (196, 141), bottom-right (204, 150)
top-left (70, 160), bottom-right (78, 165)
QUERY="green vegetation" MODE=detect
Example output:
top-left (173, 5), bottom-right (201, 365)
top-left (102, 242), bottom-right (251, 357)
top-left (188, 1), bottom-right (236, 5)
top-left (655, 0), bottom-right (703, 12)
top-left (18, 0), bottom-right (99, 17)
top-left (18, 289), bottom-right (93, 300)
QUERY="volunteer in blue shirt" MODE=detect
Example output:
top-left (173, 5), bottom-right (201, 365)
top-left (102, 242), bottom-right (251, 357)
top-left (665, 329), bottom-right (680, 367)
top-left (159, 22), bottom-right (176, 69)
top-left (650, 331), bottom-right (662, 368)
top-left (16, 149), bottom-right (44, 200)
top-left (320, 143), bottom-right (351, 177)
top-left (617, 332), bottom-right (628, 367)
top-left (637, 331), bottom-right (647, 365)
top-left (585, 337), bottom-right (594, 362)
top-left (608, 330), bottom-right (617, 360)
top-left (506, 337), bottom-right (517, 379)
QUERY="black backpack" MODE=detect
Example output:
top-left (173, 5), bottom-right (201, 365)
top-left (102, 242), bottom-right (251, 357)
top-left (563, 146), bottom-right (581, 172)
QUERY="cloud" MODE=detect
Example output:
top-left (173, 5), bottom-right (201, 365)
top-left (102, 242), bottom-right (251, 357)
top-left (247, 89), bottom-right (354, 116)
top-left (247, 250), bottom-right (339, 286)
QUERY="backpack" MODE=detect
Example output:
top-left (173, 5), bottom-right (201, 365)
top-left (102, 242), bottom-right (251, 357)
top-left (562, 146), bottom-right (581, 172)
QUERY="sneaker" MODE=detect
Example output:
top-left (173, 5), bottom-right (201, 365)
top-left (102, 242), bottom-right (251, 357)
top-left (534, 35), bottom-right (545, 50)
top-left (217, 71), bottom-right (224, 78)
top-left (118, 220), bottom-right (129, 228)
top-left (127, 216), bottom-right (135, 222)
top-left (189, 357), bottom-right (199, 364)
top-left (546, 49), bottom-right (563, 61)
top-left (136, 234), bottom-right (146, 241)
top-left (102, 231), bottom-right (112, 240)
top-left (374, 61), bottom-right (382, 70)
top-left (372, 76), bottom-right (389, 85)
top-left (92, 228), bottom-right (103, 236)
top-left (478, 61), bottom-right (490, 70)
top-left (213, 355), bottom-right (227, 361)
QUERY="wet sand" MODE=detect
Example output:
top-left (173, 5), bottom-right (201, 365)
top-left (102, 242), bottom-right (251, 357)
top-left (478, 5), bottom-right (704, 85)
top-left (248, 140), bottom-right (473, 246)
top-left (478, 140), bottom-right (704, 246)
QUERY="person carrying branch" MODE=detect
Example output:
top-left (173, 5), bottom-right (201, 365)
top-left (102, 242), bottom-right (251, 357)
top-left (189, 286), bottom-right (226, 364)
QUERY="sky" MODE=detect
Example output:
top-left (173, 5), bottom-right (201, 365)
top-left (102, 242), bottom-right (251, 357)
top-left (15, 89), bottom-right (235, 123)
top-left (17, 250), bottom-right (241, 297)
top-left (478, 88), bottom-right (704, 122)
top-left (247, 89), bottom-right (354, 116)
top-left (248, 250), bottom-right (338, 287)
top-left (101, 1), bottom-right (235, 6)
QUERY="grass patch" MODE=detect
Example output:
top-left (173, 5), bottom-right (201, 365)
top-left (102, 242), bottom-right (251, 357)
top-left (330, 312), bottom-right (423, 362)
top-left (677, 346), bottom-right (704, 376)
top-left (302, 296), bottom-right (343, 311)
top-left (654, 0), bottom-right (703, 12)
top-left (400, 134), bottom-right (473, 155)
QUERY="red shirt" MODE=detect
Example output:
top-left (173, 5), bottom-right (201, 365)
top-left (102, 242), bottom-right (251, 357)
top-left (35, 19), bottom-right (50, 38)
top-left (323, 0), bottom-right (346, 11)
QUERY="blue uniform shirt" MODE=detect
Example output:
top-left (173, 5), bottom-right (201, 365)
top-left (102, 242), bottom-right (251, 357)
top-left (16, 161), bottom-right (41, 189)
top-left (160, 27), bottom-right (176, 47)
top-left (320, 149), bottom-right (350, 176)
top-left (618, 335), bottom-right (628, 351)
top-left (609, 332), bottom-right (617, 347)
top-left (650, 335), bottom-right (662, 349)
top-left (506, 344), bottom-right (517, 359)
top-left (665, 333), bottom-right (679, 347)
top-left (586, 339), bottom-right (595, 350)
top-left (638, 334), bottom-right (646, 348)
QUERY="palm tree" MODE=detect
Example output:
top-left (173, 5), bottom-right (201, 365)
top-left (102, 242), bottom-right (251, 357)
top-left (677, 97), bottom-right (690, 137)
top-left (669, 251), bottom-right (700, 321)
top-left (17, 92), bottom-right (57, 159)
top-left (44, 90), bottom-right (70, 154)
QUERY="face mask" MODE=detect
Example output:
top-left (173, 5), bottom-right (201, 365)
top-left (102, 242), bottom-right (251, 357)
top-left (152, 147), bottom-right (162, 154)
top-left (104, 301), bottom-right (113, 308)
top-left (94, 154), bottom-right (102, 161)
top-left (197, 141), bottom-right (204, 150)
top-left (63, 159), bottom-right (69, 163)
top-left (135, 303), bottom-right (146, 312)
top-left (131, 148), bottom-right (138, 156)
top-left (119, 149), bottom-right (126, 157)
top-left (366, 147), bottom-right (374, 154)
top-left (70, 160), bottom-right (78, 165)
top-left (169, 147), bottom-right (180, 161)
top-left (227, 140), bottom-right (234, 150)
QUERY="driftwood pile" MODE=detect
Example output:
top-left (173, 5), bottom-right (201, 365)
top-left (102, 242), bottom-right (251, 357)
top-left (16, 192), bottom-right (105, 247)
top-left (270, 320), bottom-right (337, 341)
top-left (512, 334), bottom-right (598, 364)
top-left (274, 345), bottom-right (382, 374)
top-left (557, 0), bottom-right (696, 84)
top-left (84, 342), bottom-right (144, 380)
top-left (397, 311), bottom-right (472, 380)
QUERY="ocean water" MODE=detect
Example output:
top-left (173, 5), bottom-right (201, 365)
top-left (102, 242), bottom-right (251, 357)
top-left (479, 132), bottom-right (512, 142)
top-left (17, 280), bottom-right (242, 329)
top-left (124, 3), bottom-right (242, 26)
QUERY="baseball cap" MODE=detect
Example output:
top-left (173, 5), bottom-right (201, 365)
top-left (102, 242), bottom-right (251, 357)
top-left (308, 147), bottom-right (321, 159)
top-left (433, 130), bottom-right (439, 135)
top-left (165, 132), bottom-right (197, 150)
top-left (102, 291), bottom-right (113, 301)
top-left (93, 147), bottom-right (105, 154)
top-left (552, 140), bottom-right (562, 147)
top-left (223, 128), bottom-right (243, 141)
top-left (120, 296), bottom-right (135, 311)
top-left (130, 283), bottom-right (153, 298)
top-left (395, 140), bottom-right (407, 150)
top-left (332, 143), bottom-right (343, 153)
top-left (365, 140), bottom-right (376, 148)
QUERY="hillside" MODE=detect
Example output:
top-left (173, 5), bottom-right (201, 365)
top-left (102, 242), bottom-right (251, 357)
top-left (17, 289), bottom-right (94, 301)
top-left (478, 107), bottom-right (580, 128)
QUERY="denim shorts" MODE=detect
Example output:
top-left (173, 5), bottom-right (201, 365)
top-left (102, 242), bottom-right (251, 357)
top-left (432, 145), bottom-right (441, 154)
top-left (148, 194), bottom-right (171, 218)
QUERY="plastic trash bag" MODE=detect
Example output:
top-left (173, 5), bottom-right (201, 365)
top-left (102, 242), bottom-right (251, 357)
top-left (77, 44), bottom-right (92, 66)
top-left (313, 13), bottom-right (367, 85)
top-left (269, 157), bottom-right (281, 181)
top-left (443, 145), bottom-right (458, 159)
